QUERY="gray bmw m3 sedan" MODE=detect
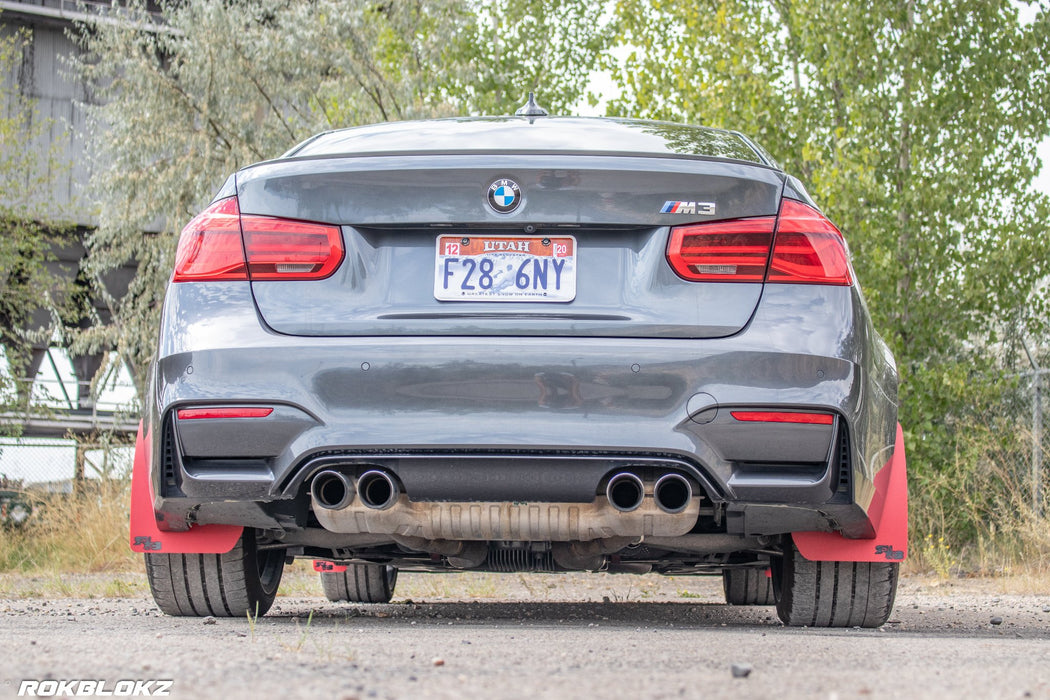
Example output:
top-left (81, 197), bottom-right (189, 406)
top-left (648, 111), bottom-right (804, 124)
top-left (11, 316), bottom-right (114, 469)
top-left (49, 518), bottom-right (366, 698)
top-left (130, 102), bottom-right (908, 627)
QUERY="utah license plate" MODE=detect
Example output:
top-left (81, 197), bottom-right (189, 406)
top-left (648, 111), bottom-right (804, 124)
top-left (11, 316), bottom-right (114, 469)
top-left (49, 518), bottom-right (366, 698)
top-left (434, 235), bottom-right (577, 302)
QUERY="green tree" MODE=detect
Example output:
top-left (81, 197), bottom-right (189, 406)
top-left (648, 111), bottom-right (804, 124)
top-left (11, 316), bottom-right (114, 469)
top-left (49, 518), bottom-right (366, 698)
top-left (74, 0), bottom-right (607, 395)
top-left (451, 0), bottom-right (612, 114)
top-left (612, 0), bottom-right (1050, 509)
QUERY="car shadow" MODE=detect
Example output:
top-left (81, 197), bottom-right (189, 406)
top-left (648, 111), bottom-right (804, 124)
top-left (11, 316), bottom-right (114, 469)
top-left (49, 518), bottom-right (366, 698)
top-left (266, 599), bottom-right (781, 629)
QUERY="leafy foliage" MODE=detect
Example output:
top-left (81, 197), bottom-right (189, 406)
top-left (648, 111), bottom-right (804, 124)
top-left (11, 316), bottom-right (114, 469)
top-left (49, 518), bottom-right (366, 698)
top-left (451, 1), bottom-right (612, 114)
top-left (611, 0), bottom-right (1050, 483)
top-left (73, 0), bottom-right (608, 394)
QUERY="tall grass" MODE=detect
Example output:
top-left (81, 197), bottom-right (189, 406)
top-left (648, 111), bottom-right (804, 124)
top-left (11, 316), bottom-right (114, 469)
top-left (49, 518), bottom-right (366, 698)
top-left (0, 479), bottom-right (137, 574)
top-left (909, 416), bottom-right (1050, 577)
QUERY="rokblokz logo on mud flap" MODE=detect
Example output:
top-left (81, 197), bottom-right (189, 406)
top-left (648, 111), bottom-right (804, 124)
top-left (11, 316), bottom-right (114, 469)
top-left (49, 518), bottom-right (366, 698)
top-left (18, 679), bottom-right (173, 696)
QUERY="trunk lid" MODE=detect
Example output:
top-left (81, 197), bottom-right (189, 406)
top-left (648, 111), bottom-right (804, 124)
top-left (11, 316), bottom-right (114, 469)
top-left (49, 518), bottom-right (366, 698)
top-left (235, 153), bottom-right (784, 338)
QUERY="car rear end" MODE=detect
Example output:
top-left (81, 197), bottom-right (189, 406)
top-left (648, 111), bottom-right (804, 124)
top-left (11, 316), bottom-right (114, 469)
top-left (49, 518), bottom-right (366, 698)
top-left (135, 116), bottom-right (904, 626)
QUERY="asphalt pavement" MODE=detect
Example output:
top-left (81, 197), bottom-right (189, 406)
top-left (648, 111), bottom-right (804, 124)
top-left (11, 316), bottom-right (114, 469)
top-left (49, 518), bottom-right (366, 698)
top-left (2, 572), bottom-right (1048, 699)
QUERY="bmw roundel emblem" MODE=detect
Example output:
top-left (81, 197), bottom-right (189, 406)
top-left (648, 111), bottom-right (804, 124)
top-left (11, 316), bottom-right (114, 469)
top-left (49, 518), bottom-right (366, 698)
top-left (487, 178), bottom-right (521, 213)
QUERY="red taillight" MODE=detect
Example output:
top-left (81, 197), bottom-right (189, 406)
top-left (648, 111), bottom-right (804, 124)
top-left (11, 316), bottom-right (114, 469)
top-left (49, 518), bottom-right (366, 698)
top-left (172, 196), bottom-right (343, 283)
top-left (177, 407), bottom-right (274, 420)
top-left (768, 199), bottom-right (852, 285)
top-left (730, 411), bottom-right (835, 425)
top-left (172, 197), bottom-right (247, 282)
top-left (666, 217), bottom-right (776, 282)
top-left (664, 199), bottom-right (852, 286)
top-left (242, 216), bottom-right (344, 280)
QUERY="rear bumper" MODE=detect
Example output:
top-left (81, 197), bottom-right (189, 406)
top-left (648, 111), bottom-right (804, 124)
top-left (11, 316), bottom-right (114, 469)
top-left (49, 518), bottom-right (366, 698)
top-left (148, 281), bottom-right (898, 540)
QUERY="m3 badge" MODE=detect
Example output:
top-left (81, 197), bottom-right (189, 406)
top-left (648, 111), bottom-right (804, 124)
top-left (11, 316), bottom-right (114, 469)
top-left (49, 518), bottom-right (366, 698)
top-left (661, 200), bottom-right (716, 215)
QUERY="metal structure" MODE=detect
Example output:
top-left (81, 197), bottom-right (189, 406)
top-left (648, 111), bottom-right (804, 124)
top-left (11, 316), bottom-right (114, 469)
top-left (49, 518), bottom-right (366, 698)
top-left (1021, 341), bottom-right (1045, 518)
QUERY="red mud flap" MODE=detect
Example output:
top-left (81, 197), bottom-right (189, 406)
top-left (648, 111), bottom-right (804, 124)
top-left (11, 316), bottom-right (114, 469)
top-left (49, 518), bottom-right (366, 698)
top-left (313, 560), bottom-right (348, 573)
top-left (129, 422), bottom-right (243, 554)
top-left (793, 423), bottom-right (908, 563)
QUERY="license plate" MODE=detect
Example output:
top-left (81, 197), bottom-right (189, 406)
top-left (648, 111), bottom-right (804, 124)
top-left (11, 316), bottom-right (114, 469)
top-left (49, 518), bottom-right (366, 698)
top-left (434, 235), bottom-right (577, 302)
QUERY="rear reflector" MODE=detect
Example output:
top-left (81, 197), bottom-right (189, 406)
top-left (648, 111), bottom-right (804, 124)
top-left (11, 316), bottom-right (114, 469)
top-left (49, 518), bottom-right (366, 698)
top-left (177, 407), bottom-right (274, 420)
top-left (767, 199), bottom-right (852, 285)
top-left (730, 411), bottom-right (835, 425)
top-left (666, 217), bottom-right (776, 282)
top-left (172, 196), bottom-right (344, 283)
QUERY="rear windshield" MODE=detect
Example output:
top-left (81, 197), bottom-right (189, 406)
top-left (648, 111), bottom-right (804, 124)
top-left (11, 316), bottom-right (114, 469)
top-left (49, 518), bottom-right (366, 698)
top-left (288, 117), bottom-right (765, 164)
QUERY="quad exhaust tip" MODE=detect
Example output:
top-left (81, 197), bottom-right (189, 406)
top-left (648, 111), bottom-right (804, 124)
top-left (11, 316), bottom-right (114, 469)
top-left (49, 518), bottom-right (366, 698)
top-left (606, 472), bottom-right (645, 512)
top-left (654, 473), bottom-right (692, 514)
top-left (310, 470), bottom-right (355, 510)
top-left (315, 467), bottom-right (690, 516)
top-left (357, 469), bottom-right (400, 510)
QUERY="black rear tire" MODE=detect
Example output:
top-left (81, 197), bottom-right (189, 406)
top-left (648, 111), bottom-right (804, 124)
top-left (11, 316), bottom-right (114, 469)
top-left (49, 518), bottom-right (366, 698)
top-left (320, 564), bottom-right (398, 603)
top-left (723, 567), bottom-right (775, 605)
top-left (144, 529), bottom-right (285, 617)
top-left (773, 535), bottom-right (899, 628)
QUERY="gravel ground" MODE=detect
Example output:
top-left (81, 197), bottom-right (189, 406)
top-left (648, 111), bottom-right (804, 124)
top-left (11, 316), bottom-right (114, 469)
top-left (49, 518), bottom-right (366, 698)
top-left (1, 571), bottom-right (1048, 699)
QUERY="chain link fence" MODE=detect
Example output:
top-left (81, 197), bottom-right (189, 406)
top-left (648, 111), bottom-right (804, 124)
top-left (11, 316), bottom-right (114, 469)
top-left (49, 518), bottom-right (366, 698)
top-left (0, 437), bottom-right (133, 527)
top-left (0, 437), bottom-right (133, 489)
top-left (973, 371), bottom-right (1050, 519)
top-left (910, 368), bottom-right (1050, 569)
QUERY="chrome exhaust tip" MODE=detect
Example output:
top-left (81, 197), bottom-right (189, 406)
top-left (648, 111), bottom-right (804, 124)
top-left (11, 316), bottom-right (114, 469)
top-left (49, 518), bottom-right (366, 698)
top-left (654, 473), bottom-right (692, 514)
top-left (606, 472), bottom-right (645, 512)
top-left (310, 470), bottom-right (355, 510)
top-left (357, 470), bottom-right (400, 510)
